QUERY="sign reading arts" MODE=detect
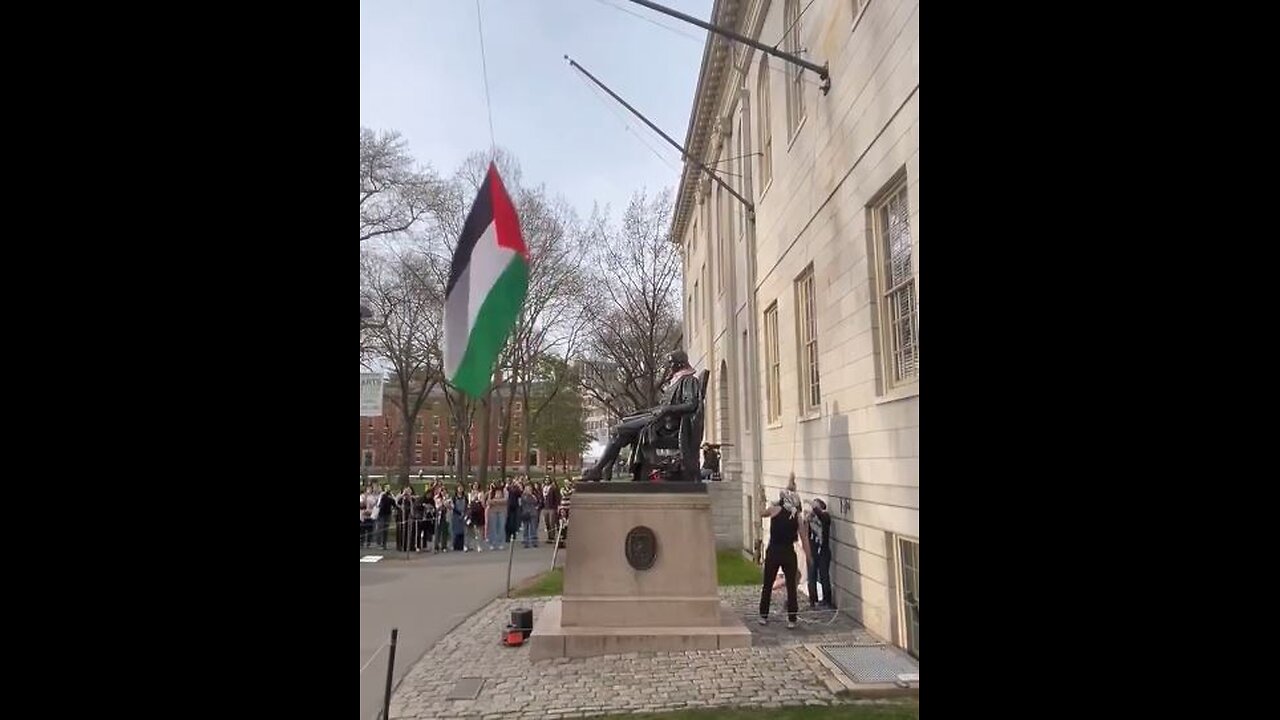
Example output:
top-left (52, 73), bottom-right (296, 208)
top-left (360, 373), bottom-right (385, 417)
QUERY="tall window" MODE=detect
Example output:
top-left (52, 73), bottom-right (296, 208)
top-left (783, 0), bottom-right (805, 138)
top-left (742, 330), bottom-right (751, 432)
top-left (737, 110), bottom-right (749, 235)
top-left (431, 449), bottom-right (439, 464)
top-left (431, 432), bottom-right (439, 446)
top-left (897, 537), bottom-right (919, 659)
top-left (757, 58), bottom-right (772, 190)
top-left (764, 302), bottom-right (781, 424)
top-left (873, 178), bottom-right (918, 389)
top-left (718, 361), bottom-right (730, 442)
top-left (717, 184), bottom-right (725, 293)
top-left (701, 265), bottom-right (708, 323)
top-left (694, 280), bottom-right (700, 329)
top-left (796, 264), bottom-right (820, 414)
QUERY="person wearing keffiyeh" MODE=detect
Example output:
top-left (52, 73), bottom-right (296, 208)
top-left (806, 498), bottom-right (835, 609)
top-left (758, 473), bottom-right (811, 628)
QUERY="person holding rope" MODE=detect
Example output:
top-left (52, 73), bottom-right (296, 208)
top-left (758, 473), bottom-right (810, 629)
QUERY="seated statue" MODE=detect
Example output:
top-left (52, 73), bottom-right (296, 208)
top-left (581, 350), bottom-right (703, 482)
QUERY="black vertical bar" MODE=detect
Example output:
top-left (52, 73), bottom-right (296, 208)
top-left (382, 627), bottom-right (398, 720)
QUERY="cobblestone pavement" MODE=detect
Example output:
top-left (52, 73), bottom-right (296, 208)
top-left (390, 586), bottom-right (883, 719)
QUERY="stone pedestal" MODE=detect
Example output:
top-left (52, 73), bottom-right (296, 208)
top-left (529, 484), bottom-right (751, 659)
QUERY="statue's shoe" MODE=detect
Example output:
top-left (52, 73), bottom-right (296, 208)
top-left (580, 467), bottom-right (603, 482)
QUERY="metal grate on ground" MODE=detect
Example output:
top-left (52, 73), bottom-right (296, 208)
top-left (446, 677), bottom-right (485, 700)
top-left (817, 643), bottom-right (919, 684)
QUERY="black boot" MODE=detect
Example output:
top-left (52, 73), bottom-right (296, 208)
top-left (580, 466), bottom-right (602, 482)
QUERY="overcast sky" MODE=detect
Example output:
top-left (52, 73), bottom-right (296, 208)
top-left (361, 0), bottom-right (714, 221)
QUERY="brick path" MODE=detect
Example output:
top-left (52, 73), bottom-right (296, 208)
top-left (390, 586), bottom-right (881, 719)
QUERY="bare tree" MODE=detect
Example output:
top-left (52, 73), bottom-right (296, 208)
top-left (418, 148), bottom-right (528, 487)
top-left (424, 149), bottom-right (591, 483)
top-left (579, 189), bottom-right (684, 417)
top-left (361, 249), bottom-right (444, 487)
top-left (505, 190), bottom-right (591, 477)
top-left (360, 127), bottom-right (442, 244)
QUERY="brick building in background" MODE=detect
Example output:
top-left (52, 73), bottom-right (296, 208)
top-left (360, 388), bottom-right (581, 477)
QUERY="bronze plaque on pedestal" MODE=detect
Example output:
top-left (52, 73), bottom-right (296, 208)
top-left (624, 526), bottom-right (658, 570)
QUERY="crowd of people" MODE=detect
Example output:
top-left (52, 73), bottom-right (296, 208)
top-left (360, 476), bottom-right (571, 553)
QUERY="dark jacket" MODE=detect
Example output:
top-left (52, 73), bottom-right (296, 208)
top-left (808, 508), bottom-right (831, 554)
top-left (378, 493), bottom-right (395, 519)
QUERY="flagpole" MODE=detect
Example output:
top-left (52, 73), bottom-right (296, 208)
top-left (625, 0), bottom-right (830, 95)
top-left (566, 56), bottom-right (754, 216)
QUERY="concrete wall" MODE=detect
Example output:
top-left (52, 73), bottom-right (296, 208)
top-left (707, 476), bottom-right (745, 550)
top-left (676, 0), bottom-right (919, 654)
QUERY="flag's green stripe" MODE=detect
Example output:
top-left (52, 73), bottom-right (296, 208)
top-left (452, 258), bottom-right (529, 397)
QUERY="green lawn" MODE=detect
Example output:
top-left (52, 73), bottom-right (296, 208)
top-left (587, 702), bottom-right (918, 720)
top-left (511, 550), bottom-right (760, 596)
top-left (512, 567), bottom-right (563, 597)
top-left (716, 550), bottom-right (761, 586)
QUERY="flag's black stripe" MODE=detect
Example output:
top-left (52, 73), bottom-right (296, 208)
top-left (445, 171), bottom-right (495, 298)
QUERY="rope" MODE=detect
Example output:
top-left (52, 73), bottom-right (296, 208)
top-left (359, 640), bottom-right (390, 675)
top-left (775, 0), bottom-right (818, 50)
top-left (572, 70), bottom-right (683, 174)
top-left (592, 0), bottom-right (706, 44)
top-left (788, 412), bottom-right (799, 475)
top-left (475, 0), bottom-right (497, 158)
top-left (726, 597), bottom-right (843, 625)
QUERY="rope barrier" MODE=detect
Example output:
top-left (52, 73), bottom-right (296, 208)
top-left (359, 641), bottom-right (390, 675)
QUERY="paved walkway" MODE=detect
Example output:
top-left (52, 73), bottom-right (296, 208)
top-left (361, 543), bottom-right (561, 720)
top-left (390, 586), bottom-right (881, 719)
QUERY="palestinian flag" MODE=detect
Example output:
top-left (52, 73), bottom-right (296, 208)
top-left (443, 163), bottom-right (529, 397)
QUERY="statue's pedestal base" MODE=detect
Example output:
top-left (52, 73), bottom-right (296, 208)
top-left (529, 484), bottom-right (751, 660)
top-left (530, 598), bottom-right (751, 658)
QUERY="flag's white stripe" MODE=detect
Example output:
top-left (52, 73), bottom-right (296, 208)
top-left (466, 220), bottom-right (518, 332)
top-left (442, 218), bottom-right (518, 380)
top-left (443, 268), bottom-right (469, 378)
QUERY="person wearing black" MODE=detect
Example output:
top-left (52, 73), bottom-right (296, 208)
top-left (376, 486), bottom-right (396, 550)
top-left (758, 474), bottom-right (811, 628)
top-left (505, 478), bottom-right (523, 546)
top-left (542, 481), bottom-right (561, 543)
top-left (416, 493), bottom-right (434, 552)
top-left (450, 485), bottom-right (468, 552)
top-left (580, 350), bottom-right (703, 482)
top-left (700, 443), bottom-right (721, 480)
top-left (806, 498), bottom-right (835, 609)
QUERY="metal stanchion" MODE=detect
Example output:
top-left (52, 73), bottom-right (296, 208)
top-left (550, 518), bottom-right (564, 572)
top-left (505, 521), bottom-right (517, 598)
top-left (382, 627), bottom-right (398, 720)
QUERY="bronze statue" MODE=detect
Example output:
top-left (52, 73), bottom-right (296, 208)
top-left (581, 350), bottom-right (705, 482)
